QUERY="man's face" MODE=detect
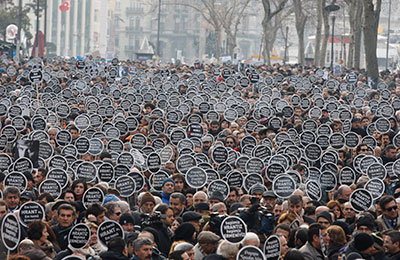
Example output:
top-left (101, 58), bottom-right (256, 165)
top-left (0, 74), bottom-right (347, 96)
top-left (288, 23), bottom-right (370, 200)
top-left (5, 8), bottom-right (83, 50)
top-left (203, 141), bottom-right (211, 149)
top-left (194, 194), bottom-right (207, 205)
top-left (170, 198), bottom-right (184, 216)
top-left (387, 148), bottom-right (397, 159)
top-left (135, 244), bottom-right (153, 260)
top-left (276, 228), bottom-right (289, 242)
top-left (383, 200), bottom-right (398, 220)
top-left (383, 235), bottom-right (399, 254)
top-left (70, 129), bottom-right (79, 140)
top-left (109, 206), bottom-right (122, 222)
top-left (186, 248), bottom-right (195, 260)
top-left (163, 209), bottom-right (175, 226)
top-left (382, 135), bottom-right (390, 145)
top-left (338, 187), bottom-right (352, 201)
top-left (210, 124), bottom-right (219, 132)
top-left (343, 203), bottom-right (355, 219)
top-left (226, 191), bottom-right (238, 205)
top-left (317, 217), bottom-right (330, 228)
top-left (96, 212), bottom-right (105, 224)
top-left (174, 179), bottom-right (184, 192)
top-left (64, 192), bottom-right (75, 202)
top-left (33, 171), bottom-right (45, 186)
top-left (201, 242), bottom-right (217, 254)
top-left (162, 182), bottom-right (175, 195)
top-left (58, 209), bottom-right (75, 228)
top-left (274, 204), bottom-right (282, 217)
top-left (0, 205), bottom-right (7, 218)
top-left (288, 202), bottom-right (302, 216)
top-left (48, 130), bottom-right (57, 140)
top-left (181, 252), bottom-right (190, 260)
top-left (5, 193), bottom-right (19, 210)
top-left (279, 236), bottom-right (288, 256)
top-left (186, 193), bottom-right (194, 207)
top-left (141, 202), bottom-right (155, 214)
top-left (263, 197), bottom-right (276, 210)
top-left (122, 223), bottom-right (135, 233)
top-left (321, 229), bottom-right (329, 248)
top-left (216, 205), bottom-right (227, 215)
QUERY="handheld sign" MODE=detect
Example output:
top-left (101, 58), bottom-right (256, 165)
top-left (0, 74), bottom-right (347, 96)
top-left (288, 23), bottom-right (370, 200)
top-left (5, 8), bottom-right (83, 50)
top-left (68, 223), bottom-right (91, 250)
top-left (207, 180), bottom-right (230, 201)
top-left (18, 201), bottom-right (45, 227)
top-left (97, 220), bottom-right (124, 248)
top-left (272, 174), bottom-right (295, 198)
top-left (39, 179), bottom-right (62, 200)
top-left (365, 178), bottom-right (385, 200)
top-left (263, 235), bottom-right (281, 260)
top-left (220, 216), bottom-right (247, 244)
top-left (82, 187), bottom-right (105, 209)
top-left (305, 180), bottom-right (322, 201)
top-left (237, 246), bottom-right (265, 260)
top-left (350, 188), bottom-right (373, 212)
top-left (185, 167), bottom-right (207, 188)
top-left (115, 175), bottom-right (136, 197)
top-left (1, 213), bottom-right (20, 251)
top-left (4, 172), bottom-right (27, 193)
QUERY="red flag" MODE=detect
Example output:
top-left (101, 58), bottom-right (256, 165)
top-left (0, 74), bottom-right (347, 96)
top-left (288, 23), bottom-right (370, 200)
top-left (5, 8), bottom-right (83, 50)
top-left (59, 1), bottom-right (69, 12)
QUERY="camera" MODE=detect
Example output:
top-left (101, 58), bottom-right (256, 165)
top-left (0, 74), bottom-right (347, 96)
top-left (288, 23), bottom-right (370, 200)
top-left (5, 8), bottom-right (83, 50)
top-left (208, 213), bottom-right (228, 237)
top-left (140, 211), bottom-right (164, 227)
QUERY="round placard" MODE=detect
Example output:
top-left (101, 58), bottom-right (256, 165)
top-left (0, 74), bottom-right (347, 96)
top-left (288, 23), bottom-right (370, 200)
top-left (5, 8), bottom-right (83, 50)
top-left (97, 220), bottom-right (124, 248)
top-left (82, 187), bottom-right (105, 209)
top-left (38, 179), bottom-right (62, 200)
top-left (220, 216), bottom-right (247, 244)
top-left (68, 223), bottom-right (91, 250)
top-left (185, 167), bottom-right (207, 188)
top-left (272, 174), bottom-right (295, 198)
top-left (350, 188), bottom-right (373, 212)
top-left (115, 175), bottom-right (136, 197)
top-left (18, 201), bottom-right (45, 227)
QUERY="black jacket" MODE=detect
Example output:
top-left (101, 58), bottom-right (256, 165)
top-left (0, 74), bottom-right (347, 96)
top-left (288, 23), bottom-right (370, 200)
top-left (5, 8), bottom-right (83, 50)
top-left (100, 250), bottom-right (130, 260)
top-left (52, 224), bottom-right (73, 250)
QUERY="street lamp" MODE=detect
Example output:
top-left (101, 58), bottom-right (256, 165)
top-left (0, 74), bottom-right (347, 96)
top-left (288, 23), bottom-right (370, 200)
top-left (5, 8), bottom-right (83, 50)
top-left (325, 3), bottom-right (340, 72)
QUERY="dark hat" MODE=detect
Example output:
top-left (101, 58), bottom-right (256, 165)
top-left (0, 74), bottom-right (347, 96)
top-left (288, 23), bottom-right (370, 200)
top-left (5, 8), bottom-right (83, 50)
top-left (209, 191), bottom-right (224, 202)
top-left (354, 232), bottom-right (374, 251)
top-left (356, 216), bottom-right (374, 231)
top-left (316, 211), bottom-right (332, 224)
top-left (119, 213), bottom-right (135, 226)
top-left (194, 202), bottom-right (210, 211)
top-left (51, 200), bottom-right (70, 211)
top-left (141, 192), bottom-right (156, 205)
top-left (346, 252), bottom-right (362, 260)
top-left (332, 221), bottom-right (350, 236)
top-left (262, 190), bottom-right (277, 198)
top-left (174, 223), bottom-right (196, 241)
top-left (203, 254), bottom-right (226, 260)
top-left (250, 183), bottom-right (265, 194)
top-left (182, 211), bottom-right (202, 222)
top-left (21, 191), bottom-right (35, 200)
top-left (184, 188), bottom-right (196, 195)
top-left (197, 231), bottom-right (220, 243)
top-left (229, 202), bottom-right (243, 214)
top-left (22, 171), bottom-right (35, 183)
top-left (125, 232), bottom-right (138, 244)
top-left (201, 135), bottom-right (213, 143)
top-left (162, 178), bottom-right (175, 187)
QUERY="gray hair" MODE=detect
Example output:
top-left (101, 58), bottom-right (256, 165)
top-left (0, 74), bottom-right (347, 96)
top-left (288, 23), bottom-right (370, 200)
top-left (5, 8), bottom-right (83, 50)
top-left (174, 242), bottom-right (194, 252)
top-left (212, 202), bottom-right (226, 212)
top-left (104, 201), bottom-right (121, 216)
top-left (216, 240), bottom-right (238, 259)
top-left (242, 232), bottom-right (260, 247)
top-left (193, 191), bottom-right (208, 201)
top-left (118, 200), bottom-right (130, 213)
top-left (171, 192), bottom-right (186, 204)
top-left (132, 237), bottom-right (153, 251)
top-left (18, 239), bottom-right (34, 252)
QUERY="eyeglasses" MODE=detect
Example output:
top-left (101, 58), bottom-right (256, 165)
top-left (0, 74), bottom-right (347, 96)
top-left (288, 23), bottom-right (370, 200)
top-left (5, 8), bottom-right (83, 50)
top-left (385, 206), bottom-right (398, 212)
top-left (318, 221), bottom-right (330, 225)
top-left (115, 212), bottom-right (122, 216)
top-left (344, 208), bottom-right (353, 211)
top-left (226, 142), bottom-right (234, 144)
top-left (360, 148), bottom-right (369, 152)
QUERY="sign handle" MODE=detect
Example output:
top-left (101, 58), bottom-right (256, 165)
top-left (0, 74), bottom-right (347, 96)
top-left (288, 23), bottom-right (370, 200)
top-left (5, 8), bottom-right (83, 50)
top-left (7, 249), bottom-right (10, 259)
top-left (36, 83), bottom-right (40, 108)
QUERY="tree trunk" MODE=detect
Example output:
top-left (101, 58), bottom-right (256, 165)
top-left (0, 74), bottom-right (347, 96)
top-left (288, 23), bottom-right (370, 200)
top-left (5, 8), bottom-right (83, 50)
top-left (353, 2), bottom-right (363, 69)
top-left (215, 27), bottom-right (222, 60)
top-left (294, 0), bottom-right (307, 65)
top-left (320, 4), bottom-right (330, 67)
top-left (363, 0), bottom-right (381, 82)
top-left (314, 0), bottom-right (324, 66)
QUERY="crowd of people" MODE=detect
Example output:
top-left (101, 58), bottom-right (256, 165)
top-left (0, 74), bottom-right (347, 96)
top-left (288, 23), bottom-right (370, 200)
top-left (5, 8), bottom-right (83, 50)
top-left (1, 55), bottom-right (400, 260)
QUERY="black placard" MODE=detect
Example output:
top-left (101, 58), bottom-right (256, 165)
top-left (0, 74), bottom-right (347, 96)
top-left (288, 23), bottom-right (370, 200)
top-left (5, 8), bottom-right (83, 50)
top-left (115, 175), bottom-right (136, 197)
top-left (339, 167), bottom-right (356, 185)
top-left (97, 220), bottom-right (124, 248)
top-left (68, 223), bottom-right (91, 250)
top-left (1, 213), bottom-right (20, 250)
top-left (47, 168), bottom-right (68, 189)
top-left (305, 180), bottom-right (322, 201)
top-left (76, 162), bottom-right (97, 182)
top-left (176, 154), bottom-right (197, 174)
top-left (237, 246), bottom-right (265, 260)
top-left (207, 179), bottom-right (230, 200)
top-left (220, 216), bottom-right (247, 244)
top-left (39, 179), bottom-right (62, 199)
top-left (83, 187), bottom-right (105, 209)
top-left (4, 172), bottom-right (27, 193)
top-left (350, 188), bottom-right (373, 212)
top-left (185, 167), bottom-right (207, 188)
top-left (212, 146), bottom-right (228, 164)
top-left (263, 235), bottom-right (281, 260)
top-left (18, 201), bottom-right (45, 227)
top-left (146, 152), bottom-right (161, 173)
top-left (304, 143), bottom-right (322, 161)
top-left (265, 163), bottom-right (285, 182)
top-left (88, 138), bottom-right (104, 155)
top-left (272, 174), bottom-right (295, 198)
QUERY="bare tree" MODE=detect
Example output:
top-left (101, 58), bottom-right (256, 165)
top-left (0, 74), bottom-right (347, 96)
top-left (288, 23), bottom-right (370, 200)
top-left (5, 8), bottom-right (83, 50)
top-left (313, 0), bottom-right (325, 66)
top-left (261, 0), bottom-right (288, 65)
top-left (216, 0), bottom-right (251, 57)
top-left (319, 0), bottom-right (332, 67)
top-left (293, 0), bottom-right (307, 65)
top-left (363, 0), bottom-right (381, 82)
top-left (344, 0), bottom-right (363, 69)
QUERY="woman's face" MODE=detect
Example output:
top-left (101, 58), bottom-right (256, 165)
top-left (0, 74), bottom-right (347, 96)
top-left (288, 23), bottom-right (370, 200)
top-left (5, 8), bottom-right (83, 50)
top-left (90, 227), bottom-right (98, 243)
top-left (74, 183), bottom-right (85, 195)
top-left (334, 206), bottom-right (341, 218)
top-left (171, 220), bottom-right (180, 233)
top-left (40, 227), bottom-right (49, 243)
